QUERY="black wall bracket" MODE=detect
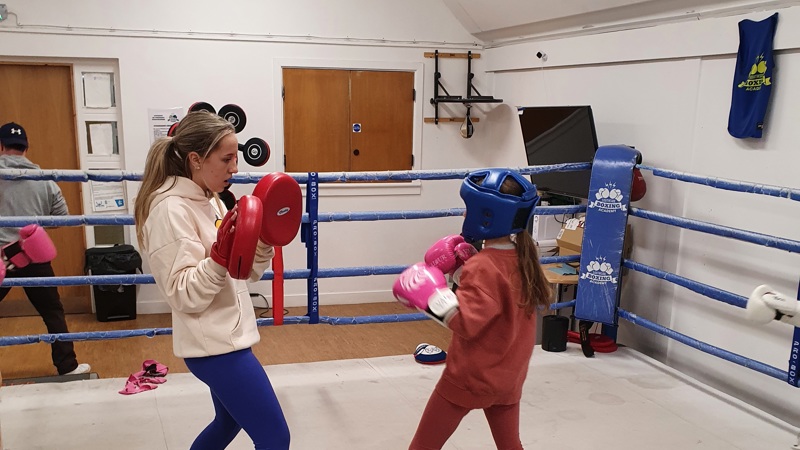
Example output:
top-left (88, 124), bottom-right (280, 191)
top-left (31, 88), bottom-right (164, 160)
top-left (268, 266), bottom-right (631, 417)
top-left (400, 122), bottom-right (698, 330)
top-left (429, 50), bottom-right (503, 124)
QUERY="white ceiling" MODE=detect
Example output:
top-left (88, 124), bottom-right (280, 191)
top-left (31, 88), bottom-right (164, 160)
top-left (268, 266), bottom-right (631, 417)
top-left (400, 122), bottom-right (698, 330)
top-left (442, 0), bottom-right (790, 44)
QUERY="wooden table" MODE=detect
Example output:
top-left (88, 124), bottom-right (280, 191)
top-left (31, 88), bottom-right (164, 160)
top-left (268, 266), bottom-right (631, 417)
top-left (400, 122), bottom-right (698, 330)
top-left (542, 263), bottom-right (579, 285)
top-left (542, 263), bottom-right (579, 330)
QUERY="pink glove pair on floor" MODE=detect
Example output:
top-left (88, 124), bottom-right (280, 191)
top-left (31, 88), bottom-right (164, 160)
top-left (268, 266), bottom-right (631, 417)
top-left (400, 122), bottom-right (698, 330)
top-left (119, 360), bottom-right (169, 395)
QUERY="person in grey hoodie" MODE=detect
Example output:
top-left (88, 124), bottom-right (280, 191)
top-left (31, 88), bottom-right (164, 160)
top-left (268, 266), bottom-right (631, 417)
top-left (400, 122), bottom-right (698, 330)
top-left (0, 122), bottom-right (91, 376)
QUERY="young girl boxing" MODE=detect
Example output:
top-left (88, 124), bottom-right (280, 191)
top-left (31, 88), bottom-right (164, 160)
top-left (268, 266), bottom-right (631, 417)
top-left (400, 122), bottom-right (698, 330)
top-left (394, 168), bottom-right (552, 450)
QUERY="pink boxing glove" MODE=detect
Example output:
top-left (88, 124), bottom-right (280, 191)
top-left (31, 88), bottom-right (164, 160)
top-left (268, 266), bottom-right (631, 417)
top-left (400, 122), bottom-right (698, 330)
top-left (393, 263), bottom-right (459, 326)
top-left (1, 225), bottom-right (57, 269)
top-left (424, 235), bottom-right (477, 276)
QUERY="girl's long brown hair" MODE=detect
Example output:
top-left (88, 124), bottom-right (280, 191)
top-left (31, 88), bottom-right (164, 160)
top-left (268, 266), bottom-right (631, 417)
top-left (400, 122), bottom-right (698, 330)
top-left (515, 230), bottom-right (552, 316)
top-left (133, 111), bottom-right (234, 250)
top-left (501, 177), bottom-right (553, 316)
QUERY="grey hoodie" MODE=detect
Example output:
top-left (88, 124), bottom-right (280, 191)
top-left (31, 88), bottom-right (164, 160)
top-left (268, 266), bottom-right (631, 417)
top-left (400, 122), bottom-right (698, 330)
top-left (0, 154), bottom-right (68, 245)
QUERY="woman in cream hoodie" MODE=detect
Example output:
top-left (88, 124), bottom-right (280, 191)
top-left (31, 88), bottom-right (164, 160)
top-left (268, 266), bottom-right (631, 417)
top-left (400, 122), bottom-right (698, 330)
top-left (134, 112), bottom-right (289, 450)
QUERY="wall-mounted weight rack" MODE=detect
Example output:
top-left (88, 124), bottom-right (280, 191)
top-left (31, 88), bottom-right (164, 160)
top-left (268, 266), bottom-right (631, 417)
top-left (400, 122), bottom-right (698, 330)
top-left (426, 50), bottom-right (503, 125)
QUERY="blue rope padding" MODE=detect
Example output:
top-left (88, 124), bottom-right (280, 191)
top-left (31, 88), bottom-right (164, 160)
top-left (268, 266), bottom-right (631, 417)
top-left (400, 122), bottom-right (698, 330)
top-left (630, 208), bottom-right (800, 254)
top-left (317, 205), bottom-right (584, 222)
top-left (0, 215), bottom-right (135, 227)
top-left (638, 165), bottom-right (800, 201)
top-left (319, 313), bottom-right (429, 325)
top-left (1, 274), bottom-right (156, 287)
top-left (0, 205), bottom-right (585, 228)
top-left (0, 169), bottom-right (143, 182)
top-left (0, 163), bottom-right (591, 184)
top-left (18, 163), bottom-right (793, 196)
top-left (273, 163), bottom-right (591, 183)
top-left (623, 260), bottom-right (747, 309)
top-left (0, 299), bottom-right (582, 347)
top-left (550, 300), bottom-right (576, 310)
top-left (0, 313), bottom-right (426, 346)
top-left (618, 308), bottom-right (788, 382)
top-left (0, 328), bottom-right (173, 346)
top-left (1, 255), bottom-right (580, 288)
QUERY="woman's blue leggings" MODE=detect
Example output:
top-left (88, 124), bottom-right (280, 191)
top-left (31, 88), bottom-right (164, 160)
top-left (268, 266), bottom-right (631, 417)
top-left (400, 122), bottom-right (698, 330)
top-left (185, 348), bottom-right (290, 450)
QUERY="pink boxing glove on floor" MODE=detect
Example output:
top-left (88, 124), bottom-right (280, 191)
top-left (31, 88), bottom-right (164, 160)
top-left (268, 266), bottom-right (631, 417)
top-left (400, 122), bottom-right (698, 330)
top-left (1, 224), bottom-right (57, 270)
top-left (424, 234), bottom-right (477, 276)
top-left (393, 263), bottom-right (459, 326)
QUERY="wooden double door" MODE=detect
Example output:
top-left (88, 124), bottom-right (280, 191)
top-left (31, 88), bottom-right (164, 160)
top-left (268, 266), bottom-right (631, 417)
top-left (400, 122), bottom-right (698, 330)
top-left (0, 63), bottom-right (89, 315)
top-left (283, 68), bottom-right (414, 174)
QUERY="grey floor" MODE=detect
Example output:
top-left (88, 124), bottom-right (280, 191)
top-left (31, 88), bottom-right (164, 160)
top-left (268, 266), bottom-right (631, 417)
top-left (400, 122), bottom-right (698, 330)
top-left (0, 346), bottom-right (797, 449)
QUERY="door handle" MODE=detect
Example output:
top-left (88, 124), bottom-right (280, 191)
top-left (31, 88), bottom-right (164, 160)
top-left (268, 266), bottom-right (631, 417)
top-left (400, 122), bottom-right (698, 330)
top-left (353, 149), bottom-right (360, 156)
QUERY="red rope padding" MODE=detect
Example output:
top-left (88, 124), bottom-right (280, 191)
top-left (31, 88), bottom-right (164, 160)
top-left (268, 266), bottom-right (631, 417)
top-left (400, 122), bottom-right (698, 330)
top-left (567, 330), bottom-right (618, 353)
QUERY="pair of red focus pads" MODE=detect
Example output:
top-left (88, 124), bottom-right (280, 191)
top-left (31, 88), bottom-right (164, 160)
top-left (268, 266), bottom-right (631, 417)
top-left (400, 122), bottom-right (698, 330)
top-left (224, 173), bottom-right (303, 279)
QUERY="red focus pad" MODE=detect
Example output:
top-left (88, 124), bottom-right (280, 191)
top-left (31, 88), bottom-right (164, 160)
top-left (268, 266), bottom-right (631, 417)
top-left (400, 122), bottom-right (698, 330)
top-left (227, 195), bottom-right (263, 279)
top-left (252, 173), bottom-right (303, 246)
top-left (631, 168), bottom-right (647, 202)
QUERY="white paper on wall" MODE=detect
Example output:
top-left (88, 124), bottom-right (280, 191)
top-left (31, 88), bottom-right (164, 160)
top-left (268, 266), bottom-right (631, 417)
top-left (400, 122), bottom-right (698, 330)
top-left (83, 72), bottom-right (115, 108)
top-left (88, 122), bottom-right (116, 155)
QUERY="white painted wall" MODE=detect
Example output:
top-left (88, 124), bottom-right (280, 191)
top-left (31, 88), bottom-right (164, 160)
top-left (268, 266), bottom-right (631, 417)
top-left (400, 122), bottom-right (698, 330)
top-left (487, 5), bottom-right (800, 425)
top-left (0, 1), bottom-right (531, 313)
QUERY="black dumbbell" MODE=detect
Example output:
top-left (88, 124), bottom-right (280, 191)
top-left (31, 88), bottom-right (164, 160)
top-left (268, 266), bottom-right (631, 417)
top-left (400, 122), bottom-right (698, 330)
top-left (239, 137), bottom-right (270, 166)
top-left (218, 104), bottom-right (247, 133)
top-left (188, 101), bottom-right (216, 114)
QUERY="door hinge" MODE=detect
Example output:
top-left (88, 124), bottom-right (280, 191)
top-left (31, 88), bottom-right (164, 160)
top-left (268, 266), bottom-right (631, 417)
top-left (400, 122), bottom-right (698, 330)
top-left (282, 86), bottom-right (285, 100)
top-left (411, 154), bottom-right (414, 167)
top-left (283, 154), bottom-right (286, 167)
top-left (412, 88), bottom-right (416, 102)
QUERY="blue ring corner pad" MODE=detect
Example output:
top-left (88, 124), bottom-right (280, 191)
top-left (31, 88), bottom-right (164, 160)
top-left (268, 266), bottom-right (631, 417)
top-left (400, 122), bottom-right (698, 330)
top-left (574, 145), bottom-right (641, 329)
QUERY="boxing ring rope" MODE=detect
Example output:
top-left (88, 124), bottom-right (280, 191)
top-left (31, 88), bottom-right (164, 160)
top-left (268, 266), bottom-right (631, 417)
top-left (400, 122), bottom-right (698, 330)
top-left (0, 255), bottom-right (581, 289)
top-left (0, 164), bottom-right (585, 347)
top-left (616, 308), bottom-right (788, 381)
top-left (613, 161), bottom-right (800, 386)
top-left (0, 205), bottom-right (585, 228)
top-left (5, 154), bottom-right (794, 391)
top-left (0, 163), bottom-right (592, 183)
top-left (629, 208), bottom-right (800, 252)
top-left (638, 164), bottom-right (800, 201)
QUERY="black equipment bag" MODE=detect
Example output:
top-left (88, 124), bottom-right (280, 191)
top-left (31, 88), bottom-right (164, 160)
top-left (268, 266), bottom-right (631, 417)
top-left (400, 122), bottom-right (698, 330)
top-left (85, 244), bottom-right (143, 276)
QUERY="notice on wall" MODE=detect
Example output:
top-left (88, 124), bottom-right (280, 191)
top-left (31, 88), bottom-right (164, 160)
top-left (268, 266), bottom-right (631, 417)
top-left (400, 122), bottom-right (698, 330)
top-left (90, 181), bottom-right (126, 212)
top-left (148, 108), bottom-right (184, 145)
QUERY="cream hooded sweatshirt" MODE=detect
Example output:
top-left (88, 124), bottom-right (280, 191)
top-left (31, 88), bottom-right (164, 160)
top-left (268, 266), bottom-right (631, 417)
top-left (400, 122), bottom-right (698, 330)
top-left (142, 176), bottom-right (274, 358)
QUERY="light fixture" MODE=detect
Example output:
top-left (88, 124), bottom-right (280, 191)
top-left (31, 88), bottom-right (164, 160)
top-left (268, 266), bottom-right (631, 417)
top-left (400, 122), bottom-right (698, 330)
top-left (0, 4), bottom-right (7, 22)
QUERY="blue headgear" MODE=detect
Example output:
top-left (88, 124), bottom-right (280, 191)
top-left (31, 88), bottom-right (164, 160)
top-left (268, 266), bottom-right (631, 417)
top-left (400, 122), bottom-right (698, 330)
top-left (460, 169), bottom-right (540, 242)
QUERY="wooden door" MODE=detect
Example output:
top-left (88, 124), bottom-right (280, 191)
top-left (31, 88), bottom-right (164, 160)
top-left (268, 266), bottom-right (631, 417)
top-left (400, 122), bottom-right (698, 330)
top-left (283, 68), bottom-right (350, 173)
top-left (283, 68), bottom-right (413, 173)
top-left (0, 63), bottom-right (90, 315)
top-left (350, 71), bottom-right (413, 172)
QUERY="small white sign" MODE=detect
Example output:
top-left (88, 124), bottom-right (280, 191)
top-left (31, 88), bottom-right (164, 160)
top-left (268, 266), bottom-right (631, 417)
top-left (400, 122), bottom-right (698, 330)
top-left (90, 181), bottom-right (126, 212)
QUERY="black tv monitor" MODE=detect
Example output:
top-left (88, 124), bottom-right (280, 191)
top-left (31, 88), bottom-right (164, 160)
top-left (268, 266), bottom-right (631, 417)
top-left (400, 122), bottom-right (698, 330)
top-left (518, 106), bottom-right (599, 199)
